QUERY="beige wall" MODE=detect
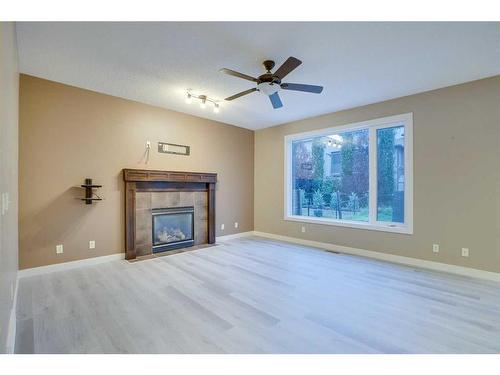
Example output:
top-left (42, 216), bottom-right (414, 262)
top-left (18, 72), bottom-right (500, 274)
top-left (19, 74), bottom-right (254, 269)
top-left (0, 22), bottom-right (19, 353)
top-left (255, 76), bottom-right (500, 273)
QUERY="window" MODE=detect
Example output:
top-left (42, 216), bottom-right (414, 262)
top-left (285, 113), bottom-right (413, 234)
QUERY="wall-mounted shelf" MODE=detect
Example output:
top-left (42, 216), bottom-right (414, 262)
top-left (80, 178), bottom-right (103, 204)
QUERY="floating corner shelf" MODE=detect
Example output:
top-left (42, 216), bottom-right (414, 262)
top-left (80, 178), bottom-right (103, 204)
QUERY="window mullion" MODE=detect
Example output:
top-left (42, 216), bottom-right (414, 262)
top-left (368, 126), bottom-right (377, 225)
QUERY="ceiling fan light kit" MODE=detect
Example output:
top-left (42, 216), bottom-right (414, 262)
top-left (257, 82), bottom-right (280, 96)
top-left (220, 56), bottom-right (324, 109)
top-left (185, 90), bottom-right (221, 113)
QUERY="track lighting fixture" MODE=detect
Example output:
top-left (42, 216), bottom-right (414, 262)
top-left (185, 90), bottom-right (221, 113)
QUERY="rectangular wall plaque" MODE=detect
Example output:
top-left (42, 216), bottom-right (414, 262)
top-left (158, 142), bottom-right (190, 156)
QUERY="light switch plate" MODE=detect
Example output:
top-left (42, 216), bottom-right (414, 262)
top-left (220, 224), bottom-right (225, 230)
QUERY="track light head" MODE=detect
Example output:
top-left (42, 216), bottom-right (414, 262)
top-left (199, 95), bottom-right (207, 109)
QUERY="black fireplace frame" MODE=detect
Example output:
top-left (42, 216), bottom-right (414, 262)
top-left (151, 206), bottom-right (195, 253)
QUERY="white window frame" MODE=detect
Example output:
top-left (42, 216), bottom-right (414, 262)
top-left (284, 113), bottom-right (413, 234)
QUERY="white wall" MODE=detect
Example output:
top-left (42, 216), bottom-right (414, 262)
top-left (0, 22), bottom-right (19, 353)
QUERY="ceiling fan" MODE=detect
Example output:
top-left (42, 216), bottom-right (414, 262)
top-left (220, 57), bottom-right (324, 109)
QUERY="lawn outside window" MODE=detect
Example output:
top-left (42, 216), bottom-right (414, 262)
top-left (284, 113), bottom-right (413, 234)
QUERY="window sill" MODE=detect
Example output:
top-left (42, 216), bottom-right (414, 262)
top-left (284, 215), bottom-right (413, 235)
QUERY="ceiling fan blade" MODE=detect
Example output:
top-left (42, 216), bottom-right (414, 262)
top-left (225, 88), bottom-right (258, 101)
top-left (273, 57), bottom-right (302, 79)
top-left (269, 92), bottom-right (283, 109)
top-left (220, 68), bottom-right (258, 83)
top-left (281, 83), bottom-right (324, 94)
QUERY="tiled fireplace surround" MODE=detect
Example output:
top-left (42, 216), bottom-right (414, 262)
top-left (123, 169), bottom-right (217, 260)
top-left (135, 191), bottom-right (208, 256)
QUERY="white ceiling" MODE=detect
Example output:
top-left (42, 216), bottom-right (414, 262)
top-left (16, 22), bottom-right (500, 130)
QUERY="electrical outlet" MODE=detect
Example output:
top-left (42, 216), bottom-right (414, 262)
top-left (461, 248), bottom-right (469, 257)
top-left (301, 226), bottom-right (306, 233)
top-left (3, 192), bottom-right (10, 213)
top-left (220, 224), bottom-right (225, 230)
top-left (432, 244), bottom-right (439, 253)
top-left (234, 222), bottom-right (238, 229)
top-left (56, 244), bottom-right (64, 254)
top-left (89, 240), bottom-right (96, 249)
top-left (1, 192), bottom-right (5, 215)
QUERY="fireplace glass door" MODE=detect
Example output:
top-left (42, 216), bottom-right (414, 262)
top-left (152, 206), bottom-right (194, 253)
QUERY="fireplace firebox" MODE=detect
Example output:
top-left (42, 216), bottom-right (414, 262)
top-left (152, 206), bottom-right (194, 253)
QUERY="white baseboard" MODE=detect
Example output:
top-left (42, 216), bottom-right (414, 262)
top-left (5, 275), bottom-right (19, 354)
top-left (18, 253), bottom-right (125, 278)
top-left (15, 234), bottom-right (252, 278)
top-left (253, 231), bottom-right (500, 283)
top-left (16, 231), bottom-right (500, 283)
top-left (16, 233), bottom-right (253, 279)
top-left (216, 231), bottom-right (255, 242)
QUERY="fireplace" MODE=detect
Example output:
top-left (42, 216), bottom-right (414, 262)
top-left (152, 206), bottom-right (194, 253)
top-left (123, 169), bottom-right (216, 260)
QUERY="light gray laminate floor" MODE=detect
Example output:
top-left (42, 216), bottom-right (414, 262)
top-left (15, 236), bottom-right (500, 353)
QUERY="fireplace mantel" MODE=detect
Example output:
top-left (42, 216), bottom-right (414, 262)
top-left (123, 169), bottom-right (217, 260)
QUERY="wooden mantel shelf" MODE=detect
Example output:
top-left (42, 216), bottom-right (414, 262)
top-left (123, 168), bottom-right (217, 183)
top-left (123, 169), bottom-right (217, 260)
